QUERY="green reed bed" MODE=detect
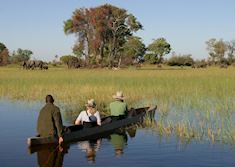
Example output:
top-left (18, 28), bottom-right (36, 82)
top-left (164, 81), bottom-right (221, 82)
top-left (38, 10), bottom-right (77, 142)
top-left (1, 66), bottom-right (235, 142)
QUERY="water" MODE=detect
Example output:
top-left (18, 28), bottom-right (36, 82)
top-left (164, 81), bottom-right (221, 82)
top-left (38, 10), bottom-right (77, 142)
top-left (0, 99), bottom-right (235, 167)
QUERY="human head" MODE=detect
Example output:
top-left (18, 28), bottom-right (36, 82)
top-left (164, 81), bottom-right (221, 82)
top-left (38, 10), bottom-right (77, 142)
top-left (112, 91), bottom-right (125, 101)
top-left (86, 99), bottom-right (96, 108)
top-left (46, 95), bottom-right (54, 103)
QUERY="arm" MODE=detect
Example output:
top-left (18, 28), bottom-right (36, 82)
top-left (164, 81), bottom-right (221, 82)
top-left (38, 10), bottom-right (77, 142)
top-left (75, 119), bottom-right (81, 125)
top-left (125, 103), bottom-right (128, 116)
top-left (96, 112), bottom-right (101, 126)
top-left (75, 112), bottom-right (83, 125)
top-left (53, 108), bottom-right (64, 144)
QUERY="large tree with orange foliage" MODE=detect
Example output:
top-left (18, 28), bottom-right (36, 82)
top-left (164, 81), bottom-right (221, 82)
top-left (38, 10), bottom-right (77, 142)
top-left (64, 4), bottom-right (142, 67)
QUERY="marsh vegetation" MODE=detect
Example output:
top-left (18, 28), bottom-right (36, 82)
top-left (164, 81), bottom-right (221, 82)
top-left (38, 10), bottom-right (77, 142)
top-left (0, 66), bottom-right (235, 143)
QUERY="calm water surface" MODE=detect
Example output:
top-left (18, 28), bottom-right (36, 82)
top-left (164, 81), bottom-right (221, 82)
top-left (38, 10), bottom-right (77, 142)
top-left (0, 99), bottom-right (235, 167)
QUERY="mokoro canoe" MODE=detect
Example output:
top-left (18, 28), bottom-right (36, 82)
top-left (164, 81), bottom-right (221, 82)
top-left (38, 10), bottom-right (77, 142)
top-left (27, 106), bottom-right (157, 147)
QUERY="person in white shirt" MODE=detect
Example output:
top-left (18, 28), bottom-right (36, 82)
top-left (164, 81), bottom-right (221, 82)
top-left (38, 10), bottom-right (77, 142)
top-left (75, 99), bottom-right (101, 127)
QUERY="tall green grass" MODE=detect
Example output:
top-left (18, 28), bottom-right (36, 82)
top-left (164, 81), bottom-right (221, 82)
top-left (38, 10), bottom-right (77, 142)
top-left (1, 66), bottom-right (235, 142)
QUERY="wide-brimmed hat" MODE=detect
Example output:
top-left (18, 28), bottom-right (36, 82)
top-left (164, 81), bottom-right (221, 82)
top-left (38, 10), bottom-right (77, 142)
top-left (86, 99), bottom-right (96, 108)
top-left (112, 91), bottom-right (125, 100)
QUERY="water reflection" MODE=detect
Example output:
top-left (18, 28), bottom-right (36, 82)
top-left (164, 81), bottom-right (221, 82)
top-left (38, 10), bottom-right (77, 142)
top-left (109, 127), bottom-right (137, 157)
top-left (36, 145), bottom-right (68, 167)
top-left (29, 108), bottom-right (154, 166)
top-left (109, 130), bottom-right (128, 157)
top-left (77, 139), bottom-right (101, 164)
top-left (1, 99), bottom-right (235, 167)
top-left (30, 126), bottom-right (138, 166)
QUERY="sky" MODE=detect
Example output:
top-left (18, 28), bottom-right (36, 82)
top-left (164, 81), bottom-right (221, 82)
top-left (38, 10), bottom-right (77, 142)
top-left (0, 0), bottom-right (235, 61)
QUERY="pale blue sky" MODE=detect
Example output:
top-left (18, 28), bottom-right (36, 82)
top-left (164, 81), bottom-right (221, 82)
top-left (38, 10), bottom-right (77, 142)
top-left (0, 0), bottom-right (234, 60)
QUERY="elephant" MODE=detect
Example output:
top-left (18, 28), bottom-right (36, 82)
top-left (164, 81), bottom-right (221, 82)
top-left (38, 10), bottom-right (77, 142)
top-left (22, 60), bottom-right (44, 70)
top-left (22, 61), bottom-right (27, 69)
top-left (25, 60), bottom-right (35, 70)
top-left (42, 63), bottom-right (49, 70)
top-left (34, 60), bottom-right (43, 70)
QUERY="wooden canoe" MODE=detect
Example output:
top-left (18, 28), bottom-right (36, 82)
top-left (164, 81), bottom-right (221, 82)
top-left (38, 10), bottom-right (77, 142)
top-left (27, 106), bottom-right (157, 147)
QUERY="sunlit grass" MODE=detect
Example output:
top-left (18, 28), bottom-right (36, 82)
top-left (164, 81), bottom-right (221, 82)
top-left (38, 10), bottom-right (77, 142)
top-left (1, 66), bottom-right (235, 143)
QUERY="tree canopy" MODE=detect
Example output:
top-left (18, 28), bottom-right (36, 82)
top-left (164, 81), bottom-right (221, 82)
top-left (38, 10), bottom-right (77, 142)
top-left (206, 38), bottom-right (235, 65)
top-left (0, 42), bottom-right (9, 66)
top-left (10, 48), bottom-right (33, 63)
top-left (145, 38), bottom-right (171, 64)
top-left (119, 36), bottom-right (146, 66)
top-left (64, 4), bottom-right (142, 67)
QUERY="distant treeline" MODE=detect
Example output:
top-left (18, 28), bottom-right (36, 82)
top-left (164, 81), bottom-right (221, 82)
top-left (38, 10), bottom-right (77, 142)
top-left (1, 4), bottom-right (235, 68)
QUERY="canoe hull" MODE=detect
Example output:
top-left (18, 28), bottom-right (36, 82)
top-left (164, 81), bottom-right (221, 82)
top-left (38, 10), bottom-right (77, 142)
top-left (27, 106), bottom-right (156, 147)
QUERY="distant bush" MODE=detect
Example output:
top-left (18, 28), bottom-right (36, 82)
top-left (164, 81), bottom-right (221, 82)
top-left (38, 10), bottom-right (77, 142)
top-left (167, 54), bottom-right (194, 66)
top-left (60, 55), bottom-right (77, 64)
top-left (193, 59), bottom-right (207, 68)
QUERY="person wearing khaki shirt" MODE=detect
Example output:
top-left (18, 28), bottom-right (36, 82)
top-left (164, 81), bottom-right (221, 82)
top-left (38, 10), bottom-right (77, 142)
top-left (37, 95), bottom-right (64, 145)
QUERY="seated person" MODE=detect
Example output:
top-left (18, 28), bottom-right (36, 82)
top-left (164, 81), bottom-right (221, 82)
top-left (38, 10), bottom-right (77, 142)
top-left (75, 99), bottom-right (101, 127)
top-left (109, 91), bottom-right (128, 120)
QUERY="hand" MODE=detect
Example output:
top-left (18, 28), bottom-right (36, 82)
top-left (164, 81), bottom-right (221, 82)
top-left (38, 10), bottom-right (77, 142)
top-left (59, 145), bottom-right (64, 152)
top-left (59, 137), bottom-right (64, 145)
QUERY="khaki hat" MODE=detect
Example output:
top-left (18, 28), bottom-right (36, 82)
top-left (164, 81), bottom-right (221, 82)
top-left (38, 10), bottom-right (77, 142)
top-left (86, 99), bottom-right (96, 108)
top-left (112, 91), bottom-right (125, 100)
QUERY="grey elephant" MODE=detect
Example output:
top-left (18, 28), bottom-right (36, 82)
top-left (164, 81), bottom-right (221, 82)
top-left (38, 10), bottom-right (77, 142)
top-left (34, 60), bottom-right (43, 70)
top-left (42, 63), bottom-right (49, 70)
top-left (22, 61), bottom-right (27, 69)
top-left (22, 60), bottom-right (44, 70)
top-left (25, 60), bottom-right (35, 70)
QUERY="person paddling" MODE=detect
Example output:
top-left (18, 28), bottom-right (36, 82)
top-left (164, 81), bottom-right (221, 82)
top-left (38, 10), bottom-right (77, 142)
top-left (37, 95), bottom-right (64, 145)
top-left (75, 99), bottom-right (101, 127)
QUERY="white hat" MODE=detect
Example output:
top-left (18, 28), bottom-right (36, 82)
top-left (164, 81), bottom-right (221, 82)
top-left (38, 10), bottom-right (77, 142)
top-left (86, 99), bottom-right (96, 108)
top-left (112, 91), bottom-right (125, 100)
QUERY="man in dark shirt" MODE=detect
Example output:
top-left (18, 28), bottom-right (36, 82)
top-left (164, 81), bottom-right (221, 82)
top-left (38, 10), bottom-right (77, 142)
top-left (37, 95), bottom-right (64, 145)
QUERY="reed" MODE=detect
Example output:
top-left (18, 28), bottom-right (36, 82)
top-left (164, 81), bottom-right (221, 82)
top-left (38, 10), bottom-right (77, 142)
top-left (1, 66), bottom-right (235, 142)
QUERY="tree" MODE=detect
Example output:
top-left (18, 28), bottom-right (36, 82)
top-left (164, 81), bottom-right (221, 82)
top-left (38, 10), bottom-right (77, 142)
top-left (60, 55), bottom-right (76, 64)
top-left (10, 48), bottom-right (33, 63)
top-left (73, 42), bottom-right (86, 58)
top-left (64, 4), bottom-right (142, 67)
top-left (226, 40), bottom-right (235, 64)
top-left (120, 36), bottom-right (146, 66)
top-left (146, 38), bottom-right (171, 64)
top-left (0, 42), bottom-right (9, 66)
top-left (0, 42), bottom-right (6, 52)
top-left (206, 38), bottom-right (227, 64)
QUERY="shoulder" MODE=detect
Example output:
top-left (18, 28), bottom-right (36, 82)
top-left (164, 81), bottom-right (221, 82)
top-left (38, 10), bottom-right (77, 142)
top-left (54, 105), bottom-right (60, 111)
top-left (110, 101), bottom-right (117, 106)
top-left (40, 104), bottom-right (47, 111)
top-left (80, 110), bottom-right (86, 114)
top-left (52, 104), bottom-right (60, 113)
top-left (78, 111), bottom-right (86, 116)
top-left (94, 111), bottom-right (100, 115)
